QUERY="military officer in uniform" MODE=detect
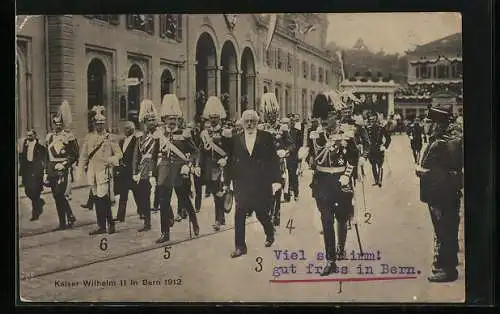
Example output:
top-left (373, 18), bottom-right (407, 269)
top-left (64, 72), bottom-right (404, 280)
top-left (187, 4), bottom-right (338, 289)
top-left (77, 106), bottom-right (123, 235)
top-left (285, 117), bottom-right (301, 201)
top-left (199, 96), bottom-right (233, 231)
top-left (44, 101), bottom-right (79, 230)
top-left (308, 94), bottom-right (358, 276)
top-left (407, 117), bottom-right (427, 163)
top-left (155, 94), bottom-right (200, 244)
top-left (365, 111), bottom-right (391, 187)
top-left (259, 93), bottom-right (295, 226)
top-left (18, 130), bottom-right (46, 221)
top-left (416, 103), bottom-right (463, 282)
top-left (131, 99), bottom-right (160, 232)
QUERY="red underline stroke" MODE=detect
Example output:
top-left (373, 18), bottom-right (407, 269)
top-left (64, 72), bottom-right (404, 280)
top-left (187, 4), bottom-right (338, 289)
top-left (269, 276), bottom-right (418, 283)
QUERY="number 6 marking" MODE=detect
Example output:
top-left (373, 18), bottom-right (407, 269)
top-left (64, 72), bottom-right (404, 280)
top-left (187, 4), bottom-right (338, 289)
top-left (100, 238), bottom-right (108, 251)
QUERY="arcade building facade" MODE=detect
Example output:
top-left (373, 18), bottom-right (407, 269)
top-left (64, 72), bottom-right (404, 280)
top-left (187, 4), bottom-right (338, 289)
top-left (16, 14), bottom-right (339, 142)
top-left (395, 32), bottom-right (463, 119)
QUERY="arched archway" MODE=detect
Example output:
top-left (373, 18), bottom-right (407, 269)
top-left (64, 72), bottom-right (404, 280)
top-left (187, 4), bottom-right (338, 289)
top-left (240, 47), bottom-right (256, 112)
top-left (195, 32), bottom-right (217, 117)
top-left (127, 64), bottom-right (144, 114)
top-left (87, 58), bottom-right (107, 111)
top-left (161, 69), bottom-right (174, 101)
top-left (221, 41), bottom-right (238, 118)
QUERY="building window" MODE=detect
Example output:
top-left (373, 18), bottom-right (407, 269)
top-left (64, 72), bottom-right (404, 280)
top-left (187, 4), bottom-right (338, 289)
top-left (266, 46), bottom-right (273, 67)
top-left (302, 88), bottom-right (307, 117)
top-left (160, 14), bottom-right (182, 41)
top-left (325, 70), bottom-right (329, 85)
top-left (303, 61), bottom-right (308, 79)
top-left (457, 63), bottom-right (462, 77)
top-left (310, 64), bottom-right (316, 81)
top-left (126, 14), bottom-right (154, 34)
top-left (277, 48), bottom-right (282, 70)
top-left (92, 15), bottom-right (120, 25)
top-left (287, 53), bottom-right (292, 72)
top-left (416, 67), bottom-right (420, 78)
top-left (419, 65), bottom-right (429, 79)
top-left (318, 67), bottom-right (324, 83)
top-left (437, 65), bottom-right (447, 79)
top-left (432, 66), bottom-right (436, 78)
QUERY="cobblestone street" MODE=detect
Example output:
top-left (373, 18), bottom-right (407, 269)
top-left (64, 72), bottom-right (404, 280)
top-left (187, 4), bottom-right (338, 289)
top-left (18, 136), bottom-right (465, 302)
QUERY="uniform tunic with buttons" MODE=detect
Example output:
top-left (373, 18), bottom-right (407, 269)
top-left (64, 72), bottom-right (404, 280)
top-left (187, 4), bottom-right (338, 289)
top-left (157, 129), bottom-right (198, 188)
top-left (45, 130), bottom-right (79, 179)
top-left (199, 125), bottom-right (232, 183)
top-left (310, 129), bottom-right (358, 210)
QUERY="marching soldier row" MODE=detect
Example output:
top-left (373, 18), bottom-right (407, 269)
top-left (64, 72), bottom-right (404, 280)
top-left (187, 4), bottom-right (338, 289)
top-left (18, 88), bottom-right (462, 283)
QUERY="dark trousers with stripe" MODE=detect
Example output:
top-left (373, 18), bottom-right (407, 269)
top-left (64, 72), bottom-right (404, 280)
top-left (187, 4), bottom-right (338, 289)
top-left (49, 172), bottom-right (74, 227)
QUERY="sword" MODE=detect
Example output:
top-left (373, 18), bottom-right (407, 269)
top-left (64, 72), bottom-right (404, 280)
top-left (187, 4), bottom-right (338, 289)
top-left (354, 223), bottom-right (364, 255)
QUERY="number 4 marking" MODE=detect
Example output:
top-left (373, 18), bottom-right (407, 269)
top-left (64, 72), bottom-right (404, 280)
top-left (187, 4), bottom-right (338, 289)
top-left (286, 218), bottom-right (296, 234)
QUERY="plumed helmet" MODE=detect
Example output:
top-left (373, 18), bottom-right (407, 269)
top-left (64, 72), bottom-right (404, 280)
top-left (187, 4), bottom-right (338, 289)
top-left (311, 93), bottom-right (333, 120)
top-left (91, 105), bottom-right (106, 124)
top-left (260, 93), bottom-right (279, 122)
top-left (139, 99), bottom-right (158, 123)
top-left (202, 96), bottom-right (227, 119)
top-left (160, 94), bottom-right (182, 118)
top-left (53, 100), bottom-right (73, 126)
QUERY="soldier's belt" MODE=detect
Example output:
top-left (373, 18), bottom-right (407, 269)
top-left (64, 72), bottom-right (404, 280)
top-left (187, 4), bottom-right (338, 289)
top-left (317, 166), bottom-right (346, 174)
top-left (49, 157), bottom-right (67, 162)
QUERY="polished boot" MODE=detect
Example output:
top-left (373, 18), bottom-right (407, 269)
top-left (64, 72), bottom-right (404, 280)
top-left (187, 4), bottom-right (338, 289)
top-left (108, 223), bottom-right (116, 234)
top-left (89, 228), bottom-right (106, 235)
top-left (428, 269), bottom-right (458, 282)
top-left (230, 247), bottom-right (247, 258)
top-left (155, 233), bottom-right (170, 244)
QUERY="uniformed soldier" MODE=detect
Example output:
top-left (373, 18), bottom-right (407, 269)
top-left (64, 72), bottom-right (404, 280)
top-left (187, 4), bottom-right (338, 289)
top-left (81, 110), bottom-right (97, 211)
top-left (199, 96), bottom-right (233, 231)
top-left (308, 93), bottom-right (358, 276)
top-left (155, 94), bottom-right (200, 244)
top-left (407, 118), bottom-right (427, 163)
top-left (259, 93), bottom-right (295, 226)
top-left (132, 99), bottom-right (160, 232)
top-left (416, 103), bottom-right (463, 282)
top-left (191, 118), bottom-right (204, 213)
top-left (151, 119), bottom-right (164, 213)
top-left (44, 101), bottom-right (79, 230)
top-left (365, 111), bottom-right (391, 187)
top-left (285, 116), bottom-right (301, 201)
top-left (77, 106), bottom-right (123, 235)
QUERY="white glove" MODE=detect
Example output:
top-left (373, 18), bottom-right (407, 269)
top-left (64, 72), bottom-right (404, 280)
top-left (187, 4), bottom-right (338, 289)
top-left (54, 163), bottom-right (64, 171)
top-left (272, 183), bottom-right (282, 195)
top-left (380, 145), bottom-right (386, 152)
top-left (277, 149), bottom-right (288, 158)
top-left (149, 176), bottom-right (156, 186)
top-left (133, 174), bottom-right (140, 183)
top-left (359, 156), bottom-right (366, 167)
top-left (43, 173), bottom-right (48, 183)
top-left (217, 158), bottom-right (227, 167)
top-left (309, 130), bottom-right (319, 139)
top-left (339, 175), bottom-right (349, 186)
top-left (193, 166), bottom-right (201, 177)
top-left (180, 164), bottom-right (190, 176)
top-left (409, 135), bottom-right (414, 140)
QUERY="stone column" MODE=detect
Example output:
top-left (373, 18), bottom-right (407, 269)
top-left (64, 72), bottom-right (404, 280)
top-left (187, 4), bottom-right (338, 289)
top-left (47, 15), bottom-right (76, 132)
top-left (228, 71), bottom-right (239, 119)
top-left (216, 65), bottom-right (223, 97)
top-left (247, 74), bottom-right (256, 112)
top-left (388, 92), bottom-right (395, 116)
top-left (236, 72), bottom-right (242, 118)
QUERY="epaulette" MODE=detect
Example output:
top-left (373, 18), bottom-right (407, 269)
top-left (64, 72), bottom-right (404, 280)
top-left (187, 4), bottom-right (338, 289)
top-left (309, 130), bottom-right (320, 139)
top-left (64, 131), bottom-right (76, 141)
top-left (222, 128), bottom-right (233, 138)
top-left (257, 123), bottom-right (265, 130)
top-left (182, 129), bottom-right (192, 138)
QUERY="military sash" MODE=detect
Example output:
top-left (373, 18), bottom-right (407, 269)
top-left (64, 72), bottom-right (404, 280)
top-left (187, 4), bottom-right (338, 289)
top-left (159, 136), bottom-right (189, 162)
top-left (201, 130), bottom-right (226, 157)
top-left (140, 135), bottom-right (156, 162)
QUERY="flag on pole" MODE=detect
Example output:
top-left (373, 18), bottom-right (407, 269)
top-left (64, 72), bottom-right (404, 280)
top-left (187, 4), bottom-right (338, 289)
top-left (265, 14), bottom-right (278, 51)
top-left (336, 50), bottom-right (346, 81)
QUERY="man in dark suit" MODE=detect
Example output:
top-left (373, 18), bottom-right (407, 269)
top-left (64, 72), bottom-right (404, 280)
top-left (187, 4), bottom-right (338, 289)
top-left (114, 121), bottom-right (140, 222)
top-left (225, 109), bottom-right (281, 258)
top-left (416, 104), bottom-right (463, 282)
top-left (18, 130), bottom-right (46, 221)
top-left (366, 112), bottom-right (391, 187)
top-left (407, 118), bottom-right (427, 163)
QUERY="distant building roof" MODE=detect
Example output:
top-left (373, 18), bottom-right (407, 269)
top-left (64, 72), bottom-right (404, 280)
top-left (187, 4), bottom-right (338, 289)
top-left (407, 32), bottom-right (462, 57)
